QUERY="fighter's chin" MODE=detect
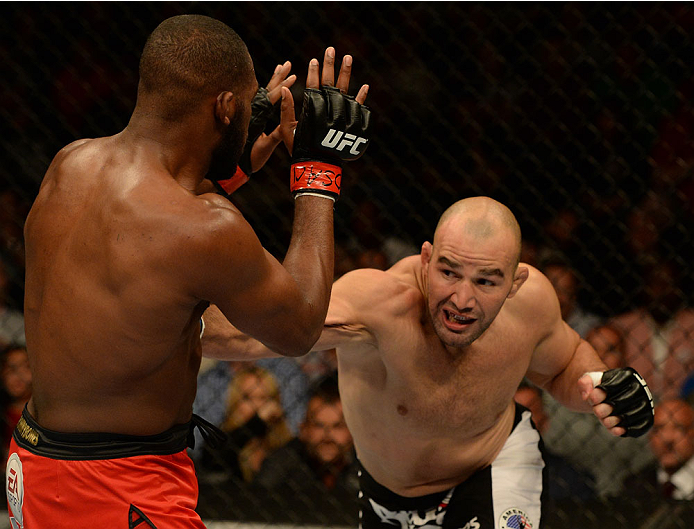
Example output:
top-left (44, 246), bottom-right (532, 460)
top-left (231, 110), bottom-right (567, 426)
top-left (432, 322), bottom-right (477, 349)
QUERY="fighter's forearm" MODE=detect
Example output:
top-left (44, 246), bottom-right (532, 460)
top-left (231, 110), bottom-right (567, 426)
top-left (280, 196), bottom-right (334, 351)
top-left (201, 305), bottom-right (280, 360)
top-left (544, 339), bottom-right (608, 412)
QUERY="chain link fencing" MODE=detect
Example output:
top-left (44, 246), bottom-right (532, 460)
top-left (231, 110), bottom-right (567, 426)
top-left (1, 2), bottom-right (694, 528)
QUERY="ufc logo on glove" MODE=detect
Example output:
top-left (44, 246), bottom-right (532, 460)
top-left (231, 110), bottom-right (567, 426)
top-left (321, 129), bottom-right (368, 156)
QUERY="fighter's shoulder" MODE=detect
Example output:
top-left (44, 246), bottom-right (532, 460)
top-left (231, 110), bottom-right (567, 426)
top-left (335, 256), bottom-right (422, 313)
top-left (57, 138), bottom-right (95, 156)
top-left (176, 192), bottom-right (253, 248)
top-left (45, 138), bottom-right (96, 173)
top-left (507, 263), bottom-right (560, 320)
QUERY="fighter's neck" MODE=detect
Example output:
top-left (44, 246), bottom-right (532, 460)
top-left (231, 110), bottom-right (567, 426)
top-left (120, 116), bottom-right (212, 190)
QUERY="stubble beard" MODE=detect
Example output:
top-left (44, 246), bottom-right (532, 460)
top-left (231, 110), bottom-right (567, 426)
top-left (207, 111), bottom-right (248, 182)
top-left (429, 303), bottom-right (492, 350)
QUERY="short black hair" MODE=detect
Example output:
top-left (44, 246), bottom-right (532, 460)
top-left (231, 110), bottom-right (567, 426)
top-left (138, 15), bottom-right (253, 119)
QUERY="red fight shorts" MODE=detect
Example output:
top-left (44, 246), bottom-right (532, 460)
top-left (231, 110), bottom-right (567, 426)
top-left (5, 408), bottom-right (207, 529)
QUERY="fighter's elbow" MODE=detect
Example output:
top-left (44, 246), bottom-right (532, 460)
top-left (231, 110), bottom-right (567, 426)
top-left (269, 335), bottom-right (317, 358)
top-left (267, 321), bottom-right (323, 358)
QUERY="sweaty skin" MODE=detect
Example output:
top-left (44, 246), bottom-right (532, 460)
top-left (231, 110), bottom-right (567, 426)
top-left (202, 197), bottom-right (614, 496)
top-left (22, 44), bottom-right (357, 436)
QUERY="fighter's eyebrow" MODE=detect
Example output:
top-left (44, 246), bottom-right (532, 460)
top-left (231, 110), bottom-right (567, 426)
top-left (438, 258), bottom-right (504, 278)
top-left (479, 268), bottom-right (504, 278)
top-left (438, 256), bottom-right (460, 268)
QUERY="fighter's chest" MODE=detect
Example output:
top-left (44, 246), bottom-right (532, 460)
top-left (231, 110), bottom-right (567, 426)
top-left (377, 324), bottom-right (530, 427)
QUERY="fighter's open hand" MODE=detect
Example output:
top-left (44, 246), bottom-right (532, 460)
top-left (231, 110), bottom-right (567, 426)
top-left (287, 47), bottom-right (372, 201)
top-left (578, 368), bottom-right (654, 438)
top-left (282, 46), bottom-right (369, 156)
top-left (247, 61), bottom-right (297, 172)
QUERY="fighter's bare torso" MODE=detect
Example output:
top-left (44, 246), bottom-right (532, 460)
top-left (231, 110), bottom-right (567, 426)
top-left (325, 257), bottom-right (553, 497)
top-left (24, 136), bottom-right (225, 435)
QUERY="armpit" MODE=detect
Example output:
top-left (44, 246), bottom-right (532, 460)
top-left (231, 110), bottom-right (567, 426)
top-left (317, 321), bottom-right (375, 350)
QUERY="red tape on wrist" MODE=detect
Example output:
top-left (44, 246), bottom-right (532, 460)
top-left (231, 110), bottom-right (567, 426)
top-left (290, 162), bottom-right (341, 197)
top-left (216, 166), bottom-right (249, 195)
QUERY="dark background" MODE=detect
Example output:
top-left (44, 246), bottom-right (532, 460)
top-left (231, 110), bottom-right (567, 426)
top-left (2, 2), bottom-right (693, 316)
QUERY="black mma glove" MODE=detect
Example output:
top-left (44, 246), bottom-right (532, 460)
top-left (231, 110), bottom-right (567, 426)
top-left (595, 367), bottom-right (654, 438)
top-left (290, 86), bottom-right (371, 201)
top-left (212, 87), bottom-right (275, 197)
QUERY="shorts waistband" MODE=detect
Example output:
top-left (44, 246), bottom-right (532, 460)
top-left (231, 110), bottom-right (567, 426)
top-left (12, 406), bottom-right (224, 461)
top-left (357, 459), bottom-right (454, 511)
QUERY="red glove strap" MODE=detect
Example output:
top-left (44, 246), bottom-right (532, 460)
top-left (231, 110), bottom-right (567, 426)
top-left (290, 162), bottom-right (341, 196)
top-left (216, 167), bottom-right (249, 195)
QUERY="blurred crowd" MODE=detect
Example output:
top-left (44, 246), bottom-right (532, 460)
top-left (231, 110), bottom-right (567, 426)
top-left (1, 2), bottom-right (694, 527)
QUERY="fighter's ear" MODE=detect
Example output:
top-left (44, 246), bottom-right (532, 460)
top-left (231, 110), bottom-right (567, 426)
top-left (214, 91), bottom-right (236, 125)
top-left (421, 241), bottom-right (433, 266)
top-left (507, 265), bottom-right (529, 299)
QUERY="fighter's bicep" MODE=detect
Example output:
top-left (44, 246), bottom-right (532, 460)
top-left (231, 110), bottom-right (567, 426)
top-left (216, 248), bottom-right (310, 346)
top-left (526, 319), bottom-right (581, 388)
top-left (314, 272), bottom-right (379, 350)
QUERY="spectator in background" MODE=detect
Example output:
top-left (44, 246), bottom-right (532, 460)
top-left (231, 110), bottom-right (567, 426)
top-left (334, 242), bottom-right (357, 280)
top-left (586, 324), bottom-right (626, 370)
top-left (612, 399), bottom-right (694, 528)
top-left (609, 259), bottom-right (694, 401)
top-left (343, 199), bottom-right (418, 269)
top-left (255, 375), bottom-right (359, 525)
top-left (0, 345), bottom-right (31, 460)
top-left (198, 365), bottom-right (293, 484)
top-left (191, 357), bottom-right (308, 456)
top-left (542, 257), bottom-right (601, 338)
top-left (0, 259), bottom-right (25, 348)
top-left (622, 398), bottom-right (694, 500)
top-left (295, 349), bottom-right (338, 385)
top-left (355, 248), bottom-right (389, 271)
top-left (513, 381), bottom-right (595, 502)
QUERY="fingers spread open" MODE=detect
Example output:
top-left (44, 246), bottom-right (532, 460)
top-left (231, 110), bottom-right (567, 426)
top-left (279, 87), bottom-right (297, 155)
top-left (321, 47), bottom-right (336, 87)
top-left (266, 61), bottom-right (296, 104)
top-left (306, 58), bottom-right (320, 89)
top-left (335, 55), bottom-right (352, 93)
top-left (267, 61), bottom-right (291, 90)
top-left (356, 84), bottom-right (369, 105)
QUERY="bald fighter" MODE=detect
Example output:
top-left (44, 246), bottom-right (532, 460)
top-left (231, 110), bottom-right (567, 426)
top-left (10, 14), bottom-right (370, 529)
top-left (202, 197), bottom-right (653, 529)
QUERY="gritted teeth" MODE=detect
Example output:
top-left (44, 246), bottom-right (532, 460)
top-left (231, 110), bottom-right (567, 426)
top-left (444, 309), bottom-right (475, 323)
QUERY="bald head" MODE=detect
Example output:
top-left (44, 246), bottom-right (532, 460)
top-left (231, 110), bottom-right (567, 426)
top-left (434, 197), bottom-right (522, 267)
top-left (137, 15), bottom-right (254, 120)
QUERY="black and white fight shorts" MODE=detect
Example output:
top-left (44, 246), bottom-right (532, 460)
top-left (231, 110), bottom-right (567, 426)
top-left (358, 404), bottom-right (544, 529)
